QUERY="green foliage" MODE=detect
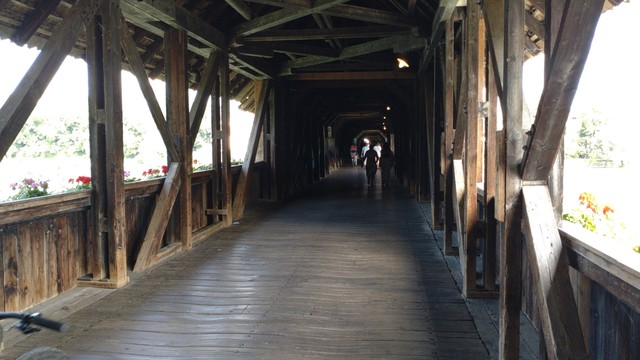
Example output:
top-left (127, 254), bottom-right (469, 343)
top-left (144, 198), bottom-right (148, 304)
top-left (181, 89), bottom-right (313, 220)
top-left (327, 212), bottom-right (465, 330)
top-left (194, 128), bottom-right (212, 152)
top-left (8, 178), bottom-right (49, 200)
top-left (566, 110), bottom-right (620, 167)
top-left (9, 116), bottom-right (88, 158)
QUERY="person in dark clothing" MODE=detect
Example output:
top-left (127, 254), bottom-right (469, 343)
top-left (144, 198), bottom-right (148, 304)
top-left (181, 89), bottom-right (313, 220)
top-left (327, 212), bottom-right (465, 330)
top-left (379, 142), bottom-right (395, 187)
top-left (364, 145), bottom-right (379, 187)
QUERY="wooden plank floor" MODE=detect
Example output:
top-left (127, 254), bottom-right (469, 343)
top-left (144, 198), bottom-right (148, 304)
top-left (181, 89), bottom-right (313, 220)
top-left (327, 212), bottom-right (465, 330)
top-left (1, 167), bottom-right (490, 359)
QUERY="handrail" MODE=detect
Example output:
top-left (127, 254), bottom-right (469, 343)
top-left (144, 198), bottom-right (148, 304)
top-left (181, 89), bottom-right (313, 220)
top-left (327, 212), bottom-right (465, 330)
top-left (0, 190), bottom-right (91, 226)
top-left (560, 223), bottom-right (640, 311)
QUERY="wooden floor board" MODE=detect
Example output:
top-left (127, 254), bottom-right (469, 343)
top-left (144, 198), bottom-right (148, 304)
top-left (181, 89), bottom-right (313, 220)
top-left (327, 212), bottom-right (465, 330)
top-left (1, 168), bottom-right (491, 359)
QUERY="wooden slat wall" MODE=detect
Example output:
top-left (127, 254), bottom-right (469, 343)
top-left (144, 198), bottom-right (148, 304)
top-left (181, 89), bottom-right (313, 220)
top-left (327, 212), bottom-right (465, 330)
top-left (0, 166), bottom-right (267, 312)
top-left (0, 212), bottom-right (89, 311)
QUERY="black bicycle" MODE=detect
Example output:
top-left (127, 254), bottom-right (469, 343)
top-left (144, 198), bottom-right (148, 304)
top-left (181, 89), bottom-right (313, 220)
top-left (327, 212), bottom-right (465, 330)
top-left (0, 312), bottom-right (69, 360)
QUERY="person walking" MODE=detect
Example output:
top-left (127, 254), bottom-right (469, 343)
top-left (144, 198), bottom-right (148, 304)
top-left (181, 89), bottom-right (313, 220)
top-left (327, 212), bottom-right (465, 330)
top-left (360, 139), bottom-right (370, 168)
top-left (380, 142), bottom-right (394, 187)
top-left (349, 143), bottom-right (358, 167)
top-left (364, 145), bottom-right (379, 187)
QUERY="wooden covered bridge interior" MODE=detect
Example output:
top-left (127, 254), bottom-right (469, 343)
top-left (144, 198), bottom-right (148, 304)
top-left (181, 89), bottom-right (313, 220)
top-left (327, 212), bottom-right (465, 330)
top-left (0, 0), bottom-right (638, 359)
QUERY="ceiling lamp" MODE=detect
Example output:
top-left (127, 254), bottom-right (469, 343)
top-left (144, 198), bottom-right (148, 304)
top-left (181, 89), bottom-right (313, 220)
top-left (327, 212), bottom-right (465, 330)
top-left (397, 57), bottom-right (409, 69)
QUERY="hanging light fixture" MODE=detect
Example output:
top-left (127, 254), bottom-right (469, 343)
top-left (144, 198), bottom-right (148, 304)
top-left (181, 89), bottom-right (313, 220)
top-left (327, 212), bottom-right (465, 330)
top-left (397, 57), bottom-right (409, 69)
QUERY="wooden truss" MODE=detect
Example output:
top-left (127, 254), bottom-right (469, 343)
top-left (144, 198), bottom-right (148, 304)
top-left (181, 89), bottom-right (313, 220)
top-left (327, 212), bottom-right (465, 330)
top-left (425, 0), bottom-right (606, 358)
top-left (0, 1), bottom-right (236, 282)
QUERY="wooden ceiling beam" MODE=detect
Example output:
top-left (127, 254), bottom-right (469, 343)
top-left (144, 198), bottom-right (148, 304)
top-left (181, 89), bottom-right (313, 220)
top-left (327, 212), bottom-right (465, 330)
top-left (225, 0), bottom-right (254, 20)
top-left (269, 41), bottom-right (340, 57)
top-left (232, 44), bottom-right (275, 58)
top-left (418, 0), bottom-right (458, 74)
top-left (10, 0), bottom-right (62, 46)
top-left (285, 70), bottom-right (414, 81)
top-left (231, 54), bottom-right (278, 78)
top-left (121, 0), bottom-right (226, 51)
top-left (281, 34), bottom-right (426, 74)
top-left (528, 0), bottom-right (545, 13)
top-left (241, 26), bottom-right (411, 42)
top-left (525, 8), bottom-right (544, 39)
top-left (241, 0), bottom-right (312, 8)
top-left (231, 0), bottom-right (348, 37)
top-left (319, 4), bottom-right (419, 27)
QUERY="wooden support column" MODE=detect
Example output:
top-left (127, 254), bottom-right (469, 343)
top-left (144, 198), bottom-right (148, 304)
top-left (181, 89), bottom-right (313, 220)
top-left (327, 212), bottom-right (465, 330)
top-left (266, 85), bottom-right (277, 200)
top-left (233, 80), bottom-right (272, 220)
top-left (442, 15), bottom-right (456, 255)
top-left (209, 70), bottom-right (223, 224)
top-left (419, 70), bottom-right (431, 203)
top-left (165, 28), bottom-right (192, 251)
top-left (102, 0), bottom-right (128, 287)
top-left (462, 0), bottom-right (480, 297)
top-left (424, 63), bottom-right (441, 219)
top-left (483, 46), bottom-right (498, 292)
top-left (498, 0), bottom-right (524, 357)
top-left (220, 53), bottom-right (233, 226)
top-left (86, 12), bottom-right (107, 282)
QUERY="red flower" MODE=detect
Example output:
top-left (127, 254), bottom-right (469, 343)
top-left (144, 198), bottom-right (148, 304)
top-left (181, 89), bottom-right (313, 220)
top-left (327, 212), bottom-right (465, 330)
top-left (161, 165), bottom-right (168, 174)
top-left (602, 205), bottom-right (614, 217)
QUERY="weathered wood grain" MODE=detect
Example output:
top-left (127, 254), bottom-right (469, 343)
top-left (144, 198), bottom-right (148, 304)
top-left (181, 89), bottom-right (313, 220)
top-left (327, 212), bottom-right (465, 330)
top-left (1, 169), bottom-right (489, 359)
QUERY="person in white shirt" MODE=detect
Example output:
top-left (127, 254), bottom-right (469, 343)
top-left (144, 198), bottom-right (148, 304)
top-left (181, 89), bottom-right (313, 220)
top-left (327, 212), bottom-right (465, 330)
top-left (360, 139), bottom-right (370, 168)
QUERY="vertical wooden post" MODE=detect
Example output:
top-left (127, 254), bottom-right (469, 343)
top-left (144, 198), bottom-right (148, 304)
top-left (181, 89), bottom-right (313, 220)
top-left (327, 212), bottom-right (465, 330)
top-left (211, 74), bottom-right (222, 223)
top-left (87, 14), bottom-right (107, 281)
top-left (462, 0), bottom-right (480, 297)
top-left (165, 28), bottom-right (191, 250)
top-left (443, 15), bottom-right (456, 255)
top-left (483, 46), bottom-right (498, 291)
top-left (220, 53), bottom-right (233, 226)
top-left (267, 85), bottom-right (278, 200)
top-left (103, 0), bottom-right (127, 286)
top-left (498, 0), bottom-right (524, 358)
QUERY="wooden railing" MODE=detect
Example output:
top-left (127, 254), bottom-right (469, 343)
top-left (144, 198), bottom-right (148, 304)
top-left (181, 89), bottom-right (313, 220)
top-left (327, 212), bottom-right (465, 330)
top-left (469, 184), bottom-right (640, 359)
top-left (0, 164), bottom-right (268, 312)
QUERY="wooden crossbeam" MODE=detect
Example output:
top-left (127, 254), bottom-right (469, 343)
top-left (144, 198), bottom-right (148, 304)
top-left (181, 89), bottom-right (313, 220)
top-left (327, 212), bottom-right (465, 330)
top-left (189, 51), bottom-right (223, 148)
top-left (242, 0), bottom-right (311, 8)
top-left (225, 0), bottom-right (254, 20)
top-left (522, 185), bottom-right (587, 359)
top-left (0, 0), bottom-right (100, 162)
top-left (10, 0), bottom-right (62, 46)
top-left (418, 0), bottom-right (458, 74)
top-left (232, 80), bottom-right (272, 220)
top-left (120, 0), bottom-right (225, 51)
top-left (119, 16), bottom-right (180, 162)
top-left (520, 0), bottom-right (606, 181)
top-left (241, 26), bottom-right (410, 42)
top-left (319, 4), bottom-right (419, 27)
top-left (281, 35), bottom-right (426, 74)
top-left (232, 0), bottom-right (348, 37)
top-left (133, 162), bottom-right (182, 272)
